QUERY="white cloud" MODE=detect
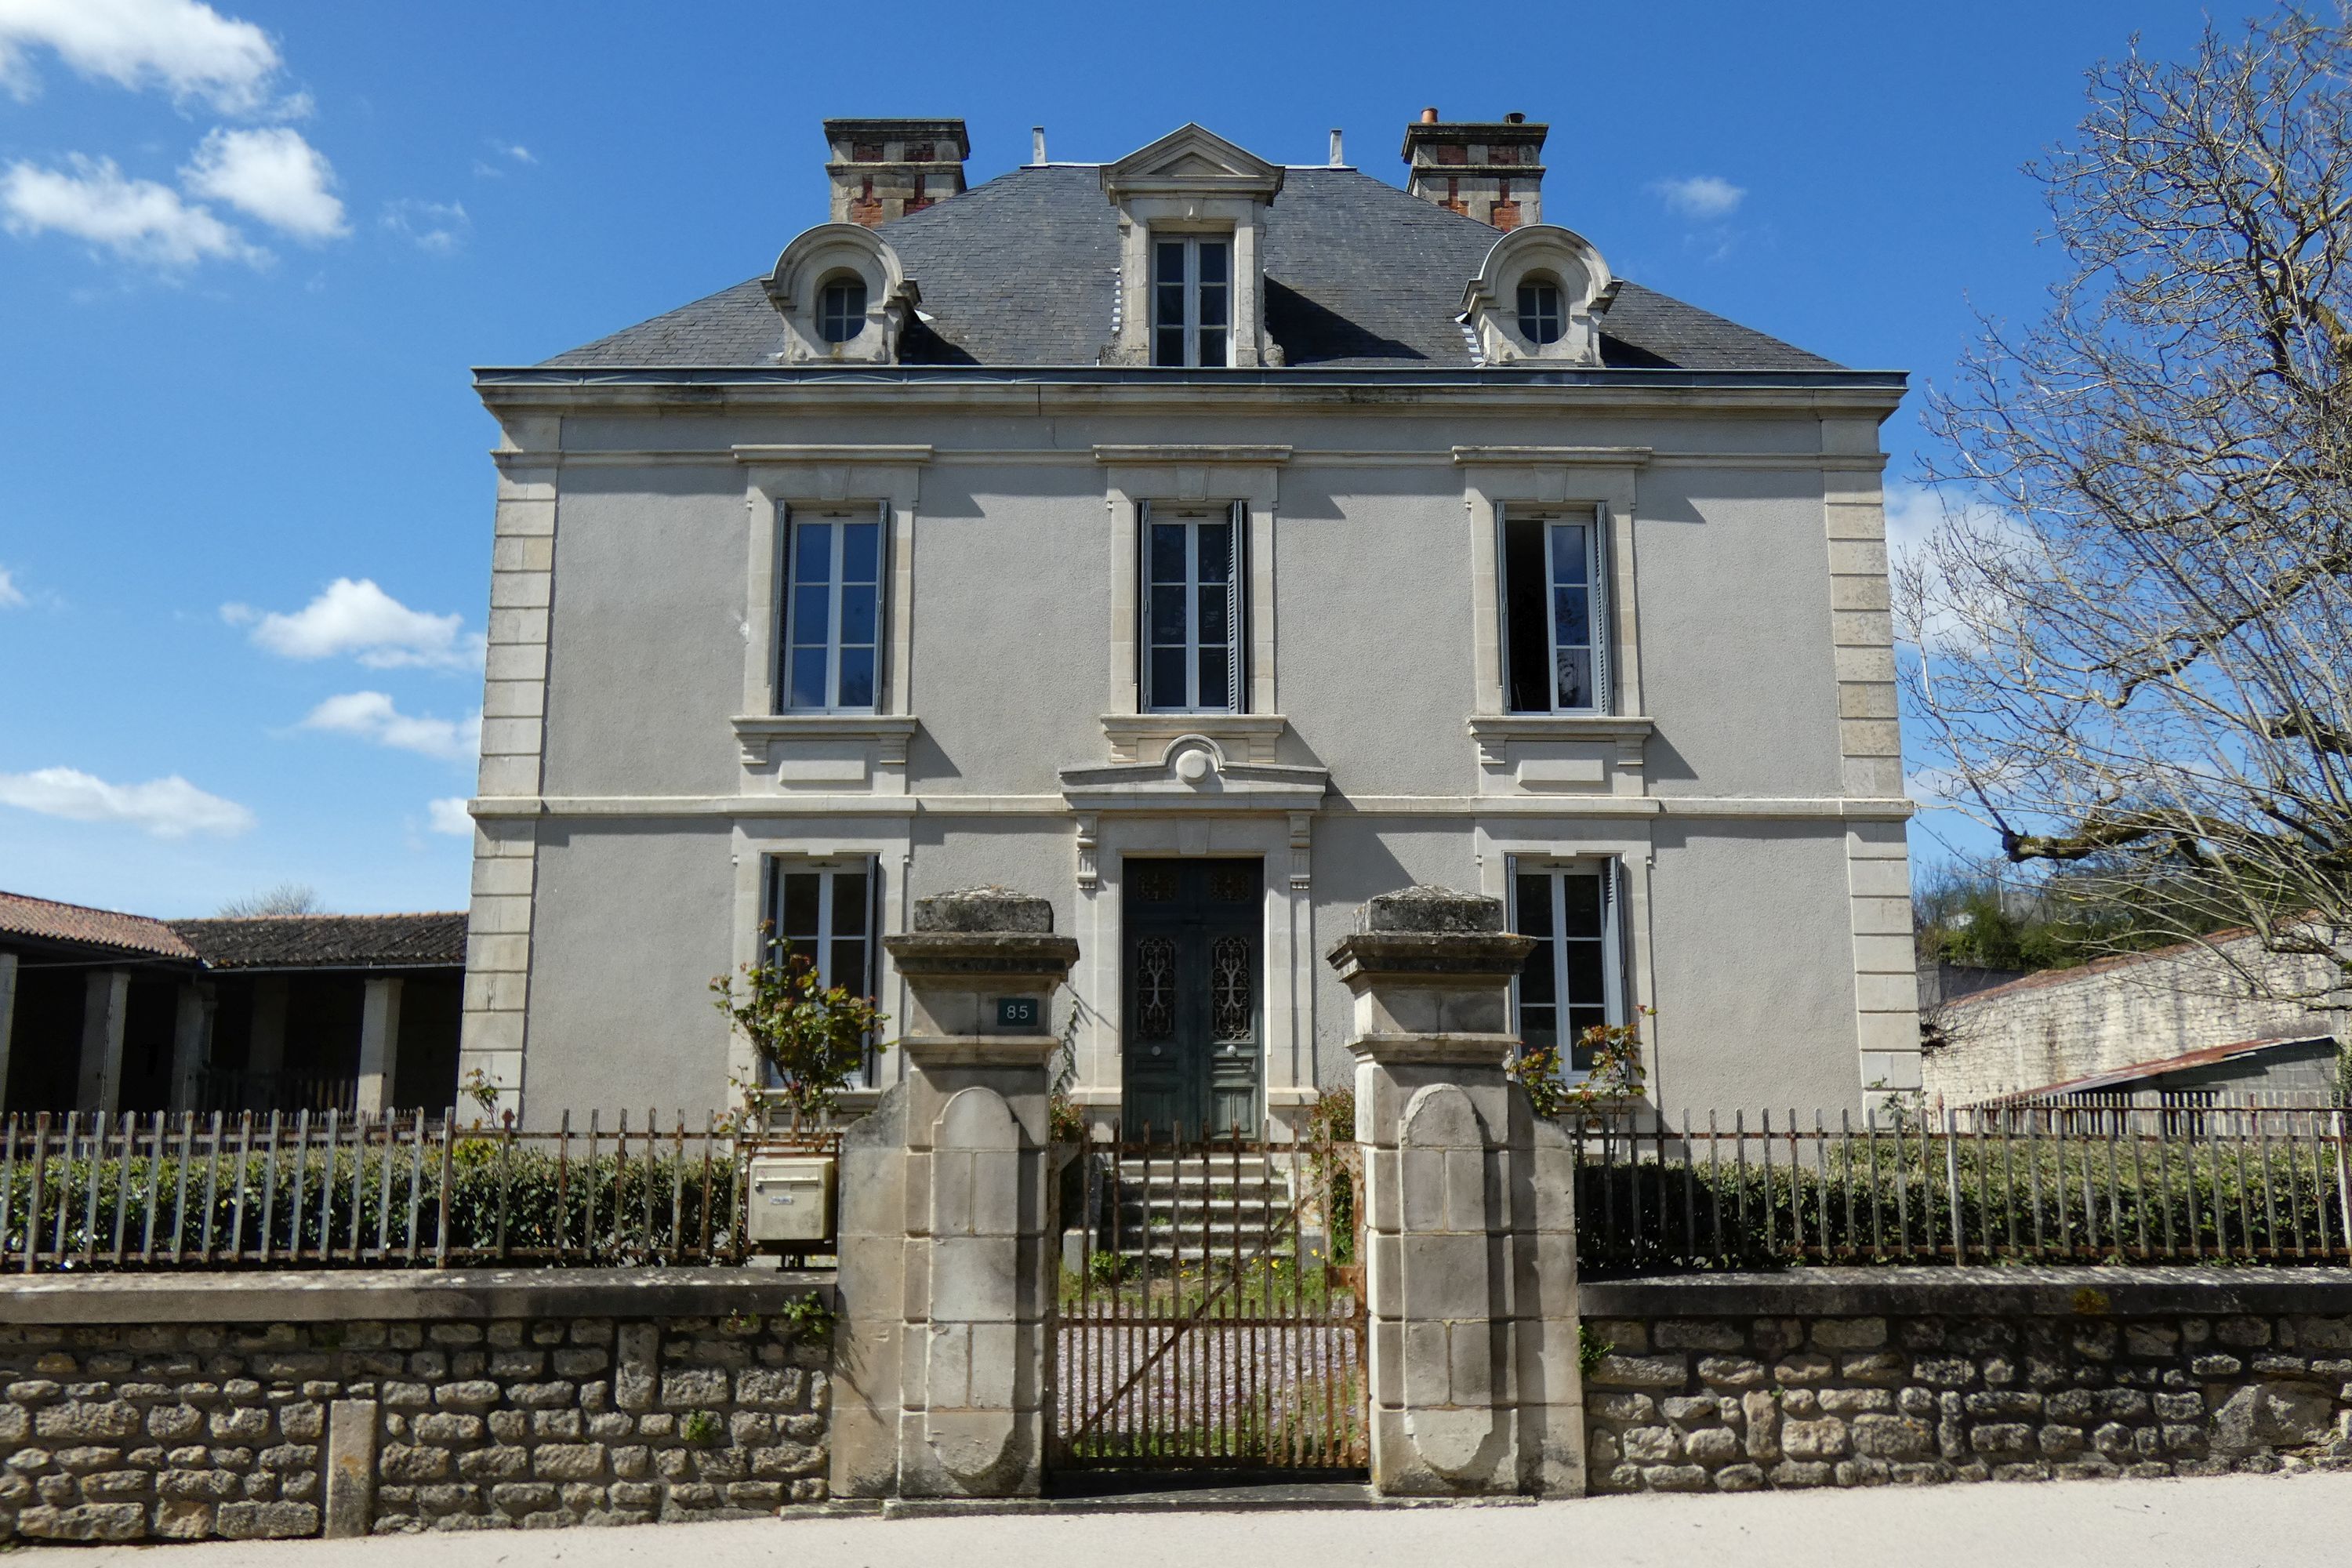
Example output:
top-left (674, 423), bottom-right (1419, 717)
top-left (1652, 175), bottom-right (1746, 221)
top-left (1887, 483), bottom-right (2036, 653)
top-left (379, 198), bottom-right (468, 255)
top-left (1, 154), bottom-right (253, 265)
top-left (0, 0), bottom-right (281, 113)
top-left (0, 567), bottom-right (24, 609)
top-left (426, 797), bottom-right (473, 836)
top-left (224, 578), bottom-right (481, 670)
top-left (475, 141), bottom-right (534, 176)
top-left (0, 765), bottom-right (253, 837)
top-left (182, 125), bottom-right (343, 239)
top-left (302, 691), bottom-right (481, 762)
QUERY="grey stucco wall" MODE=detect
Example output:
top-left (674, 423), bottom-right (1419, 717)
top-left (481, 391), bottom-right (1911, 1123)
top-left (1646, 822), bottom-right (1861, 1114)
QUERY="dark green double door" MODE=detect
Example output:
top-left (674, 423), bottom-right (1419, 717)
top-left (1121, 858), bottom-right (1262, 1141)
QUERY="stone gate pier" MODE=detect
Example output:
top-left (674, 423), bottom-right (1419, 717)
top-left (829, 888), bottom-right (1078, 1499)
top-left (1327, 886), bottom-right (1587, 1496)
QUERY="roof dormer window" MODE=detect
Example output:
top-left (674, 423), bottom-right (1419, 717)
top-left (764, 223), bottom-right (916, 365)
top-left (1152, 236), bottom-right (1230, 367)
top-left (1516, 277), bottom-right (1563, 344)
top-left (1099, 125), bottom-right (1284, 368)
top-left (818, 275), bottom-right (868, 343)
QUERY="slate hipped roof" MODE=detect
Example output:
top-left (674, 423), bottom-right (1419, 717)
top-left (540, 165), bottom-right (1840, 373)
top-left (168, 913), bottom-right (468, 972)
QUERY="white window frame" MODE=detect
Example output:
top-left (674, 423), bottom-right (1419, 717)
top-left (777, 502), bottom-right (887, 714)
top-left (1501, 506), bottom-right (1610, 716)
top-left (761, 855), bottom-right (883, 1087)
top-left (1515, 276), bottom-right (1563, 343)
top-left (1140, 500), bottom-right (1245, 714)
top-left (1508, 858), bottom-right (1627, 1081)
top-left (1150, 233), bottom-right (1233, 368)
top-left (817, 275), bottom-right (867, 343)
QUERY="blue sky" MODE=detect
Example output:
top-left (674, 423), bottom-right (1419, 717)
top-left (0, 0), bottom-right (2230, 916)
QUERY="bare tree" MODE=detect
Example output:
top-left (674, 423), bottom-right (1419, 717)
top-left (215, 883), bottom-right (321, 918)
top-left (1900, 6), bottom-right (2352, 1005)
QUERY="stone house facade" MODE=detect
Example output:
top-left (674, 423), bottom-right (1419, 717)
top-left (456, 111), bottom-right (1917, 1131)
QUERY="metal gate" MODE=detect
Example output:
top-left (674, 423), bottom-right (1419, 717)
top-left (1053, 1132), bottom-right (1367, 1473)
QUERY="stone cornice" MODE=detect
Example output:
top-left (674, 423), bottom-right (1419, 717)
top-left (731, 444), bottom-right (933, 466)
top-left (1452, 445), bottom-right (1652, 467)
top-left (1092, 444), bottom-right (1293, 466)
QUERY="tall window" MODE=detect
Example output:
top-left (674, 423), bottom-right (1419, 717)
top-left (1502, 511), bottom-right (1607, 713)
top-left (780, 507), bottom-right (883, 713)
top-left (818, 276), bottom-right (867, 343)
top-left (1516, 278), bottom-right (1563, 343)
top-left (1152, 236), bottom-right (1230, 368)
top-left (1142, 504), bottom-right (1243, 713)
top-left (763, 858), bottom-right (880, 1085)
top-left (1512, 862), bottom-right (1623, 1076)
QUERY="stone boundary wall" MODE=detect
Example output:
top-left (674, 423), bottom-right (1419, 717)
top-left (0, 1269), bottom-right (834, 1543)
top-left (1579, 1268), bottom-right (2352, 1494)
top-left (1922, 931), bottom-right (2347, 1102)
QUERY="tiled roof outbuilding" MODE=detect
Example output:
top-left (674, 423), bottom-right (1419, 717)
top-left (167, 913), bottom-right (468, 971)
top-left (0, 891), bottom-right (196, 961)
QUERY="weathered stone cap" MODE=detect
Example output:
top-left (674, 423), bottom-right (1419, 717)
top-left (1357, 885), bottom-right (1504, 935)
top-left (1325, 885), bottom-right (1532, 981)
top-left (909, 887), bottom-right (1056, 934)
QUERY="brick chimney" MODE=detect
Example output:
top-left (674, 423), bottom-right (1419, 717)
top-left (822, 118), bottom-right (970, 227)
top-left (1400, 108), bottom-right (1547, 230)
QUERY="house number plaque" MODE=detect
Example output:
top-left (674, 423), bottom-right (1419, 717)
top-left (995, 996), bottom-right (1041, 1029)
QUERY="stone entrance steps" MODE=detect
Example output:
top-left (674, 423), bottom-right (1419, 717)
top-left (1101, 1154), bottom-right (1298, 1258)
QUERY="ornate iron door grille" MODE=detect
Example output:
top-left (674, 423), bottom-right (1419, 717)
top-left (1121, 858), bottom-right (1262, 1141)
top-left (1052, 1130), bottom-right (1367, 1473)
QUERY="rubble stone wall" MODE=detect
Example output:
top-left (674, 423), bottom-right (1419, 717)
top-left (0, 1269), bottom-right (833, 1542)
top-left (1581, 1269), bottom-right (2352, 1493)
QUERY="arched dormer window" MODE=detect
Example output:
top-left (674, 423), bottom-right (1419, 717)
top-left (1515, 276), bottom-right (1564, 344)
top-left (818, 275), bottom-right (869, 343)
top-left (1462, 225), bottom-right (1613, 365)
top-left (764, 224), bottom-right (916, 365)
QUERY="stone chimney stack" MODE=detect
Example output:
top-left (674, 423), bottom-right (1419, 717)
top-left (822, 118), bottom-right (971, 227)
top-left (1400, 108), bottom-right (1547, 230)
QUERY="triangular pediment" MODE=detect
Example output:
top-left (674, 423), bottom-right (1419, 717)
top-left (1102, 123), bottom-right (1284, 201)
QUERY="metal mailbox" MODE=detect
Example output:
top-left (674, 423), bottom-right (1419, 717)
top-left (746, 1155), bottom-right (835, 1245)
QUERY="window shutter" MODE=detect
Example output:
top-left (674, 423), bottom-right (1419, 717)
top-left (1589, 506), bottom-right (1612, 716)
top-left (873, 500), bottom-right (891, 713)
top-left (1606, 858), bottom-right (1631, 1025)
top-left (1135, 499), bottom-right (1151, 710)
top-left (773, 503), bottom-right (793, 713)
top-left (1228, 500), bottom-right (1247, 713)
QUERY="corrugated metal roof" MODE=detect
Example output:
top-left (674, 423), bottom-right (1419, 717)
top-left (539, 165), bottom-right (1842, 373)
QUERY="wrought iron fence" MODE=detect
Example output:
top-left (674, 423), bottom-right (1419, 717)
top-left (0, 1109), bottom-right (836, 1272)
top-left (1575, 1101), bottom-right (2352, 1274)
